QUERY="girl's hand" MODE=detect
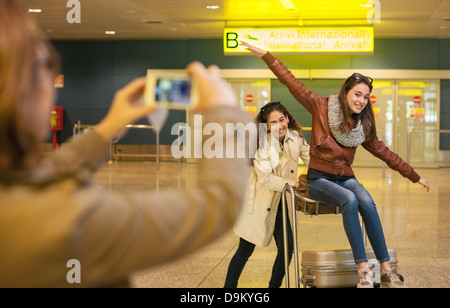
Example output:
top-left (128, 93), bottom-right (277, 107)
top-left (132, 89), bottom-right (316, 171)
top-left (418, 178), bottom-right (431, 192)
top-left (240, 41), bottom-right (267, 58)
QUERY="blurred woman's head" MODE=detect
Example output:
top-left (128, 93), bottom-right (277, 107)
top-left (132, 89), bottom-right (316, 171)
top-left (0, 0), bottom-right (60, 173)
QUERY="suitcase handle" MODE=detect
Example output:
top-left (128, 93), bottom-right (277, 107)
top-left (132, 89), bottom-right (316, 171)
top-left (281, 184), bottom-right (300, 288)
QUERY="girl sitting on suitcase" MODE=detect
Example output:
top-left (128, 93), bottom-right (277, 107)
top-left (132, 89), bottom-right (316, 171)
top-left (241, 41), bottom-right (431, 288)
top-left (225, 102), bottom-right (310, 288)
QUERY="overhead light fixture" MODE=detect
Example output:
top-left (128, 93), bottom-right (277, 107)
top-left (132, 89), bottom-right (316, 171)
top-left (206, 6), bottom-right (220, 10)
top-left (142, 19), bottom-right (163, 24)
top-left (278, 0), bottom-right (297, 11)
top-left (105, 31), bottom-right (116, 35)
top-left (360, 4), bottom-right (374, 8)
top-left (28, 9), bottom-right (42, 13)
top-left (226, 19), bottom-right (369, 27)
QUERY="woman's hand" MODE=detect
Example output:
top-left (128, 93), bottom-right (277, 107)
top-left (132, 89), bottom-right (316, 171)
top-left (96, 77), bottom-right (155, 141)
top-left (96, 61), bottom-right (238, 142)
top-left (418, 178), bottom-right (431, 192)
top-left (240, 41), bottom-right (267, 58)
top-left (187, 61), bottom-right (237, 112)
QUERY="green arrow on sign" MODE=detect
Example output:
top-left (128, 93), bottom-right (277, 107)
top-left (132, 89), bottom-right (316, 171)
top-left (245, 34), bottom-right (258, 40)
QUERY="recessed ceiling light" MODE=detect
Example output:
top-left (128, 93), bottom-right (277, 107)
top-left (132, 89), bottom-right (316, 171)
top-left (28, 9), bottom-right (42, 13)
top-left (142, 19), bottom-right (163, 24)
top-left (360, 4), bottom-right (374, 8)
top-left (278, 0), bottom-right (296, 10)
top-left (105, 31), bottom-right (116, 35)
top-left (206, 6), bottom-right (220, 10)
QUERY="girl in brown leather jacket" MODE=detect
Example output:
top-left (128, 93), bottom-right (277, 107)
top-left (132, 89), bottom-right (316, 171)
top-left (242, 41), bottom-right (430, 288)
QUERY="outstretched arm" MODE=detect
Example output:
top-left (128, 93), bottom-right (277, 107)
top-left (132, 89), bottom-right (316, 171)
top-left (363, 137), bottom-right (431, 192)
top-left (241, 41), bottom-right (267, 58)
top-left (240, 41), bottom-right (325, 115)
top-left (418, 178), bottom-right (431, 192)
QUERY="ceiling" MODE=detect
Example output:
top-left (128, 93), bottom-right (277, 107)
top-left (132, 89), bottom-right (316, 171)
top-left (15, 0), bottom-right (450, 40)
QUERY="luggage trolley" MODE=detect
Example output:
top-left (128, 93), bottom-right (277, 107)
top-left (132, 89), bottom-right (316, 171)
top-left (281, 183), bottom-right (371, 288)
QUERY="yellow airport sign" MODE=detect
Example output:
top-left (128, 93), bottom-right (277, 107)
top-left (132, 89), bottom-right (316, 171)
top-left (224, 27), bottom-right (374, 55)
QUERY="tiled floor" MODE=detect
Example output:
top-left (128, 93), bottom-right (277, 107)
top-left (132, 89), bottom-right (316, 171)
top-left (93, 161), bottom-right (450, 288)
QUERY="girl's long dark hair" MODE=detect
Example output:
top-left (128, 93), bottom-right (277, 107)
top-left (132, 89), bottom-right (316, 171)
top-left (338, 75), bottom-right (377, 142)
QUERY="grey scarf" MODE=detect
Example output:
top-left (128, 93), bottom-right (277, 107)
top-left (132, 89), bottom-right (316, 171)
top-left (328, 94), bottom-right (365, 148)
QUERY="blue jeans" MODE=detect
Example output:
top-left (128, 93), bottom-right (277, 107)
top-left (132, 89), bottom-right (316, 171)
top-left (308, 177), bottom-right (390, 264)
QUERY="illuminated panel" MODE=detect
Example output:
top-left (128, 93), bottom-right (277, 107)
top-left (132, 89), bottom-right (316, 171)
top-left (224, 27), bottom-right (374, 55)
top-left (224, 0), bottom-right (374, 22)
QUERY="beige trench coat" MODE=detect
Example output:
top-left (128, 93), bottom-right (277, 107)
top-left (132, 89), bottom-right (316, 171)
top-left (234, 129), bottom-right (310, 247)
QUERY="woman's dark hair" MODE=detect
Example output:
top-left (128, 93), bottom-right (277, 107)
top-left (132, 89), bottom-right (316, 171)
top-left (255, 101), bottom-right (303, 148)
top-left (337, 73), bottom-right (377, 142)
top-left (0, 0), bottom-right (60, 174)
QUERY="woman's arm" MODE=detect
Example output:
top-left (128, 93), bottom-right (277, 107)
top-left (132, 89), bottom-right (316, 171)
top-left (241, 41), bottom-right (325, 115)
top-left (37, 130), bottom-right (109, 184)
top-left (67, 63), bottom-right (253, 285)
top-left (362, 137), bottom-right (430, 192)
top-left (37, 77), bottom-right (154, 184)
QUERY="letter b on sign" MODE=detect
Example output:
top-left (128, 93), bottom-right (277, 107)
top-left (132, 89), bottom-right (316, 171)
top-left (66, 259), bottom-right (81, 284)
top-left (226, 32), bottom-right (239, 48)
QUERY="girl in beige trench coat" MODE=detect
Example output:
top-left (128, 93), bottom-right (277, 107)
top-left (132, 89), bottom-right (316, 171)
top-left (225, 102), bottom-right (310, 288)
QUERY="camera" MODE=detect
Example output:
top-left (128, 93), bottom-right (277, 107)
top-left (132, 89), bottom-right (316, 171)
top-left (144, 70), bottom-right (198, 110)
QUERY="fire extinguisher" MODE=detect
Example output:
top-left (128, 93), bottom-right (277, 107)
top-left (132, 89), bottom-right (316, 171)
top-left (49, 106), bottom-right (63, 151)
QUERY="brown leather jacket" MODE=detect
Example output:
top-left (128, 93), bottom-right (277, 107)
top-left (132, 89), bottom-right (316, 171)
top-left (262, 53), bottom-right (420, 183)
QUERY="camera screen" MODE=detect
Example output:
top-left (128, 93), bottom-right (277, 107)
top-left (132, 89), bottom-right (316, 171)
top-left (155, 78), bottom-right (192, 104)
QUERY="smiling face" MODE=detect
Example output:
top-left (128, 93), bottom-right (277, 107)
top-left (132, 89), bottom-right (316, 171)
top-left (345, 83), bottom-right (371, 115)
top-left (267, 110), bottom-right (289, 140)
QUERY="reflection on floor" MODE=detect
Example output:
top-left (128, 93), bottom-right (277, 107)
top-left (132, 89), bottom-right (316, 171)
top-left (93, 161), bottom-right (450, 288)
